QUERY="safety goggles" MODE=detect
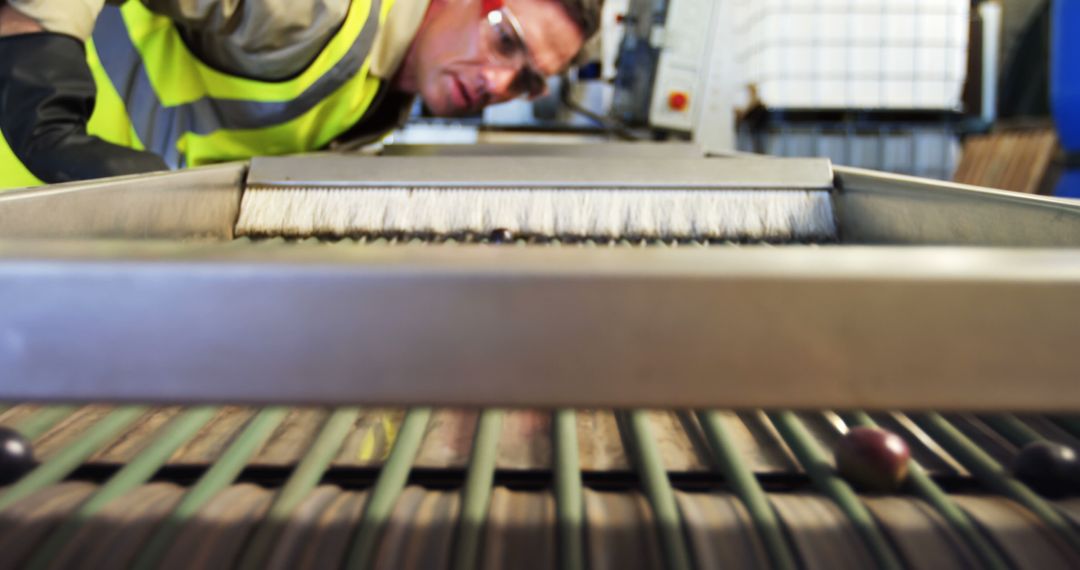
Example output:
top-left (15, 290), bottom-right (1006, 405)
top-left (481, 0), bottom-right (548, 98)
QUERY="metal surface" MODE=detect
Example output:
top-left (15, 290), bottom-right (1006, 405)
top-left (2, 240), bottom-right (1080, 410)
top-left (0, 163), bottom-right (245, 240)
top-left (0, 153), bottom-right (1077, 247)
top-left (247, 155), bottom-right (835, 189)
top-left (380, 142), bottom-right (703, 159)
top-left (835, 166), bottom-right (1080, 246)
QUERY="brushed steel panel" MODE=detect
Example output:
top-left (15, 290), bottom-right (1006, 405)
top-left (247, 155), bottom-right (835, 189)
top-left (0, 163), bottom-right (245, 240)
top-left (835, 166), bottom-right (1080, 246)
top-left (2, 241), bottom-right (1078, 411)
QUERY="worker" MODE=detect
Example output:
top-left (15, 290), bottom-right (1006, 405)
top-left (0, 0), bottom-right (600, 189)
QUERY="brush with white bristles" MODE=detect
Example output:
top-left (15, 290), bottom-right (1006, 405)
top-left (235, 155), bottom-right (839, 242)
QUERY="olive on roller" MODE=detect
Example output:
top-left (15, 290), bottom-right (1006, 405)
top-left (488, 228), bottom-right (515, 244)
top-left (0, 426), bottom-right (34, 485)
top-left (834, 426), bottom-right (911, 493)
top-left (1011, 440), bottom-right (1080, 498)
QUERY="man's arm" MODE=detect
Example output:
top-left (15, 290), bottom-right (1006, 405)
top-left (3, 0), bottom-right (105, 39)
top-left (140, 0), bottom-right (350, 80)
top-left (0, 2), bottom-right (167, 184)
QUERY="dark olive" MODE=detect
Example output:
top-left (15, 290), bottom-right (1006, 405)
top-left (834, 427), bottom-right (911, 493)
top-left (1011, 440), bottom-right (1080, 498)
top-left (488, 228), bottom-right (515, 243)
top-left (0, 426), bottom-right (34, 485)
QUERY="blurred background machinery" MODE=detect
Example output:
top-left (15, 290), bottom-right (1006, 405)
top-left (398, 0), bottom-right (1077, 199)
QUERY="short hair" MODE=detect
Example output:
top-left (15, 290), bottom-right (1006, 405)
top-left (557, 0), bottom-right (603, 39)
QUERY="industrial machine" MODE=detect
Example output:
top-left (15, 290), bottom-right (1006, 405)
top-left (610, 0), bottom-right (734, 151)
top-left (1, 147), bottom-right (1080, 569)
top-left (608, 0), bottom-right (991, 180)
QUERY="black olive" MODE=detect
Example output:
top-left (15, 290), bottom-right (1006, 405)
top-left (0, 426), bottom-right (34, 485)
top-left (488, 228), bottom-right (515, 244)
top-left (1012, 441), bottom-right (1080, 498)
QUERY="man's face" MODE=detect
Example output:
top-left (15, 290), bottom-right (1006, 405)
top-left (400, 0), bottom-right (585, 116)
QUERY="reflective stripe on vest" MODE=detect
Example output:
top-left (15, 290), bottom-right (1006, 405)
top-left (90, 0), bottom-right (386, 168)
top-left (0, 129), bottom-right (42, 190)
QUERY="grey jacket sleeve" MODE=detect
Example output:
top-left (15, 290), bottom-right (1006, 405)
top-left (6, 0), bottom-right (350, 80)
top-left (140, 0), bottom-right (350, 80)
top-left (6, 0), bottom-right (106, 40)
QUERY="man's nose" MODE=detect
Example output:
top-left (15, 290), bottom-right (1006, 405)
top-left (481, 65), bottom-right (519, 103)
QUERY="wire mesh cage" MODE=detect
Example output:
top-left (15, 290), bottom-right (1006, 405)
top-left (739, 121), bottom-right (962, 180)
top-left (731, 0), bottom-right (971, 110)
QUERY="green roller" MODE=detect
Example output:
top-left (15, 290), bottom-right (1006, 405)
top-left (696, 411), bottom-right (797, 570)
top-left (1051, 416), bottom-right (1080, 440)
top-left (554, 409), bottom-right (585, 570)
top-left (344, 407), bottom-right (432, 570)
top-left (130, 406), bottom-right (289, 570)
top-left (621, 410), bottom-right (692, 570)
top-left (912, 412), bottom-right (1080, 554)
top-left (22, 407), bottom-right (218, 570)
top-left (980, 414), bottom-right (1043, 448)
top-left (15, 405), bottom-right (79, 440)
top-left (237, 407), bottom-right (361, 570)
top-left (451, 409), bottom-right (504, 570)
top-left (768, 411), bottom-right (904, 570)
top-left (0, 406), bottom-right (147, 512)
top-left (847, 411), bottom-right (1009, 570)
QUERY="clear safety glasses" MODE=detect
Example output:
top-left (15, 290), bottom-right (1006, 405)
top-left (482, 4), bottom-right (548, 98)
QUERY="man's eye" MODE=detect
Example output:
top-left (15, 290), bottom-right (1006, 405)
top-left (495, 24), bottom-right (518, 56)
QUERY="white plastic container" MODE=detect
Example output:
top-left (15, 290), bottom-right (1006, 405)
top-left (730, 0), bottom-right (970, 110)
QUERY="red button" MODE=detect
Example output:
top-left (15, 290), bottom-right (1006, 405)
top-left (668, 91), bottom-right (689, 111)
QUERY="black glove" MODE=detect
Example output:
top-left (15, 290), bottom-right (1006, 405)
top-left (0, 32), bottom-right (167, 184)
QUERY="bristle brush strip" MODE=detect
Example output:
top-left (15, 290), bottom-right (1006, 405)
top-left (235, 186), bottom-right (837, 241)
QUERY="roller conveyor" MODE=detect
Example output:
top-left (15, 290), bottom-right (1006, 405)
top-left (2, 146), bottom-right (1080, 569)
top-left (4, 406), bottom-right (1080, 568)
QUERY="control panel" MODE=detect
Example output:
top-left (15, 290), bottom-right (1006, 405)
top-left (647, 0), bottom-right (716, 132)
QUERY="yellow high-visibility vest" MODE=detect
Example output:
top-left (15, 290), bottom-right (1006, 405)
top-left (0, 0), bottom-right (390, 190)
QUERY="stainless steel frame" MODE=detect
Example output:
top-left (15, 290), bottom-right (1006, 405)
top-left (0, 163), bottom-right (244, 241)
top-left (1, 151), bottom-right (1077, 247)
top-left (246, 155), bottom-right (834, 189)
top-left (835, 166), bottom-right (1080, 246)
top-left (1, 150), bottom-right (1079, 409)
top-left (1, 241), bottom-right (1078, 410)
